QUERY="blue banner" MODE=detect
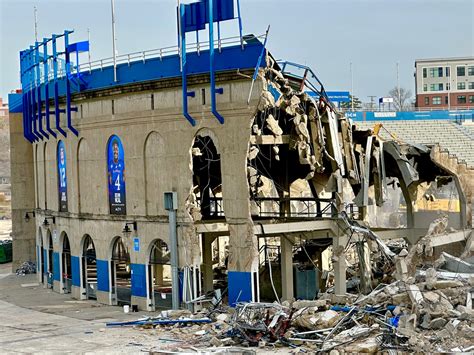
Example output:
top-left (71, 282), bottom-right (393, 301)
top-left (57, 140), bottom-right (68, 212)
top-left (107, 135), bottom-right (126, 215)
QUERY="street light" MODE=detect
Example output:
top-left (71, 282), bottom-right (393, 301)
top-left (42, 216), bottom-right (56, 226)
top-left (24, 211), bottom-right (36, 222)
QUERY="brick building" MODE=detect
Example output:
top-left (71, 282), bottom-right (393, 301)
top-left (415, 57), bottom-right (474, 110)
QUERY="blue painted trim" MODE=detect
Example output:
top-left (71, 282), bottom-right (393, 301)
top-left (36, 246), bottom-right (40, 272)
top-left (43, 38), bottom-right (56, 138)
top-left (208, 0), bottom-right (224, 124)
top-left (130, 263), bottom-right (147, 298)
top-left (181, 3), bottom-right (197, 126)
top-left (14, 42), bottom-right (264, 116)
top-left (71, 256), bottom-right (81, 287)
top-left (347, 109), bottom-right (474, 121)
top-left (228, 271), bottom-right (252, 307)
top-left (96, 259), bottom-right (110, 292)
top-left (36, 41), bottom-right (49, 140)
top-left (43, 249), bottom-right (48, 275)
top-left (64, 31), bottom-right (79, 137)
top-left (53, 252), bottom-right (60, 281)
top-left (53, 35), bottom-right (67, 138)
top-left (251, 27), bottom-right (269, 82)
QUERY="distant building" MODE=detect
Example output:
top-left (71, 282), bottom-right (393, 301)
top-left (415, 57), bottom-right (474, 110)
top-left (0, 97), bottom-right (8, 118)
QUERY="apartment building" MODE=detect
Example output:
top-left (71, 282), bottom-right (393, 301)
top-left (415, 57), bottom-right (474, 109)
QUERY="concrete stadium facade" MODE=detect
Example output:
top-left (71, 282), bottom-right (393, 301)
top-left (10, 72), bottom-right (263, 310)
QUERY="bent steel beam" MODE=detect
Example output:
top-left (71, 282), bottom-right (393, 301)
top-left (208, 0), bottom-right (224, 124)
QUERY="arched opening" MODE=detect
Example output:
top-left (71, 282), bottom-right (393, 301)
top-left (191, 134), bottom-right (224, 220)
top-left (82, 235), bottom-right (97, 299)
top-left (111, 237), bottom-right (131, 305)
top-left (61, 233), bottom-right (72, 294)
top-left (38, 228), bottom-right (44, 283)
top-left (47, 230), bottom-right (53, 288)
top-left (147, 239), bottom-right (172, 310)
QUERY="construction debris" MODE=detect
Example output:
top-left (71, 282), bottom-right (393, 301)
top-left (15, 261), bottom-right (36, 276)
top-left (114, 255), bottom-right (473, 353)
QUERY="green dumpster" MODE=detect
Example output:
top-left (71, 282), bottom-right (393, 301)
top-left (0, 240), bottom-right (13, 263)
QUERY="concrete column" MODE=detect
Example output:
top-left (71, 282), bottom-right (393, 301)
top-left (333, 234), bottom-right (348, 295)
top-left (201, 234), bottom-right (214, 293)
top-left (280, 236), bottom-right (293, 301)
top-left (9, 113), bottom-right (36, 271)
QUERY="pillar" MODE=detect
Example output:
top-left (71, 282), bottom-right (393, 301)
top-left (9, 112), bottom-right (36, 271)
top-left (201, 233), bottom-right (214, 293)
top-left (280, 236), bottom-right (294, 301)
top-left (333, 234), bottom-right (348, 295)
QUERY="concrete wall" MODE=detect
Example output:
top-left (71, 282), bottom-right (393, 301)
top-left (9, 112), bottom-right (36, 270)
top-left (11, 73), bottom-right (262, 309)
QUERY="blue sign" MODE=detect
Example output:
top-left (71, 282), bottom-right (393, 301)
top-left (107, 135), bottom-right (126, 215)
top-left (307, 91), bottom-right (350, 103)
top-left (133, 238), bottom-right (140, 252)
top-left (57, 140), bottom-right (68, 212)
top-left (182, 0), bottom-right (235, 33)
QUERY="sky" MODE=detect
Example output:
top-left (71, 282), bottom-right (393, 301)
top-left (1, 0), bottom-right (473, 103)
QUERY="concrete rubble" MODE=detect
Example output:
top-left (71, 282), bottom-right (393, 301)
top-left (108, 253), bottom-right (473, 353)
top-left (101, 56), bottom-right (474, 354)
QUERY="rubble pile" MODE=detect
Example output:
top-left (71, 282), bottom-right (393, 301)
top-left (111, 267), bottom-right (473, 353)
top-left (15, 261), bottom-right (36, 276)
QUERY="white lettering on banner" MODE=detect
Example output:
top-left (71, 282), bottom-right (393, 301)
top-left (374, 112), bottom-right (397, 118)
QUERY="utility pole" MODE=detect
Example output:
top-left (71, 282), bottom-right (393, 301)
top-left (34, 6), bottom-right (38, 42)
top-left (397, 62), bottom-right (401, 111)
top-left (350, 62), bottom-right (354, 111)
top-left (111, 0), bottom-right (117, 82)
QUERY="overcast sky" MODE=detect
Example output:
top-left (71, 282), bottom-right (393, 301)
top-left (1, 0), bottom-right (473, 103)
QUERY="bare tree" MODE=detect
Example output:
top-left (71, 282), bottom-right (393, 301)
top-left (388, 87), bottom-right (412, 111)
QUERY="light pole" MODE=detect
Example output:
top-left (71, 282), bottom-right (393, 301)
top-left (111, 0), bottom-right (117, 82)
top-left (350, 62), bottom-right (354, 111)
top-left (397, 62), bottom-right (401, 111)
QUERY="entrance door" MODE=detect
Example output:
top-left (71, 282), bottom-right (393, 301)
top-left (82, 235), bottom-right (97, 299)
top-left (62, 235), bottom-right (72, 293)
top-left (111, 237), bottom-right (131, 305)
top-left (47, 232), bottom-right (54, 288)
top-left (148, 239), bottom-right (172, 310)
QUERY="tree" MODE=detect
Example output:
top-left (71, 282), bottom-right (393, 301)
top-left (340, 95), bottom-right (362, 110)
top-left (388, 87), bottom-right (412, 111)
